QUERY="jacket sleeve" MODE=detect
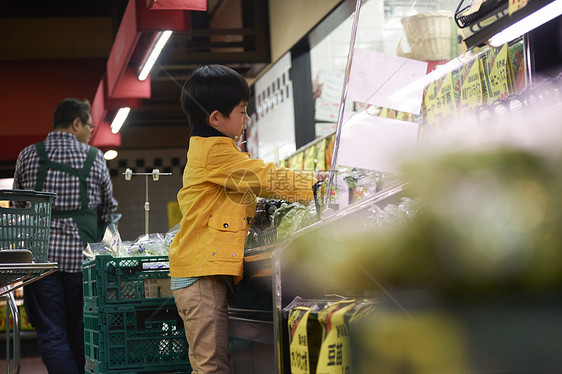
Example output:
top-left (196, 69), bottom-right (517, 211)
top-left (205, 140), bottom-right (316, 203)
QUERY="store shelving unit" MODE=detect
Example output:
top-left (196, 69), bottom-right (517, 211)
top-left (234, 180), bottom-right (409, 373)
top-left (234, 0), bottom-right (562, 369)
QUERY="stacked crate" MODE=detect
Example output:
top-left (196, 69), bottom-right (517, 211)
top-left (83, 255), bottom-right (191, 374)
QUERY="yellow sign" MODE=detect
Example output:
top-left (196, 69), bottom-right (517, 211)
top-left (378, 107), bottom-right (389, 118)
top-left (303, 145), bottom-right (317, 172)
top-left (316, 300), bottom-right (356, 374)
top-left (458, 58), bottom-right (484, 116)
top-left (167, 201), bottom-right (182, 229)
top-left (478, 56), bottom-right (490, 105)
top-left (395, 110), bottom-right (413, 122)
top-left (509, 0), bottom-right (528, 15)
top-left (288, 152), bottom-right (304, 170)
top-left (325, 135), bottom-right (335, 170)
top-left (316, 138), bottom-right (327, 171)
top-left (485, 44), bottom-right (515, 103)
top-left (288, 307), bottom-right (314, 374)
top-left (422, 72), bottom-right (457, 135)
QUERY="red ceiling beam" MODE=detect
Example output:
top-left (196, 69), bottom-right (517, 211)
top-left (91, 79), bottom-right (107, 130)
top-left (91, 77), bottom-right (123, 150)
top-left (106, 0), bottom-right (191, 98)
top-left (92, 0), bottom-right (205, 148)
top-left (91, 121), bottom-right (122, 151)
top-left (146, 0), bottom-right (206, 10)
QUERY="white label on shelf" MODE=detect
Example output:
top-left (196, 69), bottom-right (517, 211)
top-left (144, 278), bottom-right (172, 299)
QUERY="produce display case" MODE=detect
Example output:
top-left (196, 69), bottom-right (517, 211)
top-left (267, 130), bottom-right (562, 373)
top-left (237, 180), bottom-right (412, 373)
top-left (237, 0), bottom-right (562, 373)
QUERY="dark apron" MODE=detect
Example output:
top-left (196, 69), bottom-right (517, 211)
top-left (34, 141), bottom-right (100, 247)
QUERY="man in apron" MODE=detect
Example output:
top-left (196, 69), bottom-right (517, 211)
top-left (13, 98), bottom-right (118, 374)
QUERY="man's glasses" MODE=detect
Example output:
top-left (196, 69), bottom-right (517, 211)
top-left (82, 119), bottom-right (95, 132)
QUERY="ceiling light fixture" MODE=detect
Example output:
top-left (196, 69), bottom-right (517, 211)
top-left (489, 0), bottom-right (562, 47)
top-left (111, 107), bottom-right (131, 134)
top-left (104, 150), bottom-right (118, 160)
top-left (463, 0), bottom-right (556, 49)
top-left (138, 30), bottom-right (173, 81)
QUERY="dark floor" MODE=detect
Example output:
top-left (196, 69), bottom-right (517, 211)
top-left (1, 330), bottom-right (46, 374)
top-left (0, 356), bottom-right (48, 374)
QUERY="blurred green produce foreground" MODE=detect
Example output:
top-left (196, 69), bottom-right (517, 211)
top-left (279, 100), bottom-right (562, 374)
top-left (284, 101), bottom-right (562, 295)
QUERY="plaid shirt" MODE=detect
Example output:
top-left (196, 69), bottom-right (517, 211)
top-left (13, 132), bottom-right (118, 272)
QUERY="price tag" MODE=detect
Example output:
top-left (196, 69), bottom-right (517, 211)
top-left (485, 44), bottom-right (514, 103)
top-left (317, 300), bottom-right (356, 374)
top-left (288, 307), bottom-right (313, 374)
top-left (457, 58), bottom-right (484, 116)
top-left (422, 72), bottom-right (458, 133)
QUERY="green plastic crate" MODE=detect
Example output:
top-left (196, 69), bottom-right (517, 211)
top-left (84, 368), bottom-right (190, 374)
top-left (84, 303), bottom-right (191, 373)
top-left (83, 255), bottom-right (175, 308)
top-left (0, 189), bottom-right (56, 263)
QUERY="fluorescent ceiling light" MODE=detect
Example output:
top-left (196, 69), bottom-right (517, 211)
top-left (111, 107), bottom-right (131, 134)
top-left (0, 178), bottom-right (14, 189)
top-left (138, 30), bottom-right (173, 81)
top-left (104, 150), bottom-right (118, 160)
top-left (489, 0), bottom-right (562, 47)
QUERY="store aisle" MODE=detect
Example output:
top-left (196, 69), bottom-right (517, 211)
top-left (0, 356), bottom-right (48, 373)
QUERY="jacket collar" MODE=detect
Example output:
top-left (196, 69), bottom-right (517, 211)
top-left (190, 122), bottom-right (228, 138)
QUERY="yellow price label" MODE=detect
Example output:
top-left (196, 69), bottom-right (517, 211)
top-left (422, 72), bottom-right (457, 134)
top-left (485, 44), bottom-right (514, 102)
top-left (288, 307), bottom-right (313, 374)
top-left (317, 300), bottom-right (356, 374)
top-left (458, 58), bottom-right (483, 116)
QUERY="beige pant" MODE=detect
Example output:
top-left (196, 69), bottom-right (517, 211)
top-left (173, 276), bottom-right (231, 374)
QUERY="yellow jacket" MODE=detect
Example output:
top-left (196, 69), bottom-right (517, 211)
top-left (169, 136), bottom-right (315, 283)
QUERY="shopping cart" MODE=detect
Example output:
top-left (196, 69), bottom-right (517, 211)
top-left (1, 189), bottom-right (58, 374)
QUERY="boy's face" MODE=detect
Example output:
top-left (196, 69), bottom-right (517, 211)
top-left (215, 102), bottom-right (249, 141)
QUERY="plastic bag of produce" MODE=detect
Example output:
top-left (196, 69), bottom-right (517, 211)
top-left (163, 223), bottom-right (180, 250)
top-left (125, 233), bottom-right (167, 257)
top-left (277, 202), bottom-right (319, 241)
top-left (83, 223), bottom-right (127, 260)
top-left (84, 223), bottom-right (181, 259)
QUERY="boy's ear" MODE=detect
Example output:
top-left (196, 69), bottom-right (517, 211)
top-left (208, 110), bottom-right (221, 128)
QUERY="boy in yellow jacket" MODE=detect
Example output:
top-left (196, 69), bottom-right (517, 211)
top-left (170, 65), bottom-right (321, 373)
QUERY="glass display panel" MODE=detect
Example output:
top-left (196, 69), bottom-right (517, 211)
top-left (306, 0), bottom-right (527, 212)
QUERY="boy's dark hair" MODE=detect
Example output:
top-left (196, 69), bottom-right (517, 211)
top-left (181, 65), bottom-right (250, 126)
top-left (53, 98), bottom-right (91, 130)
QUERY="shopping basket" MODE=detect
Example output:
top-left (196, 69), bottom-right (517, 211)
top-left (0, 189), bottom-right (56, 263)
top-left (398, 10), bottom-right (466, 61)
